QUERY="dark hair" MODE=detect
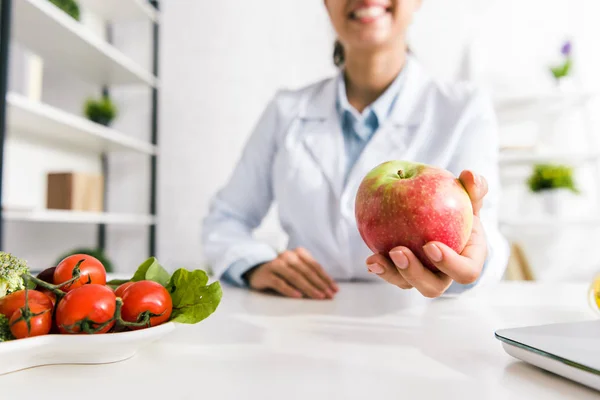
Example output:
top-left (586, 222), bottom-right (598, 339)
top-left (333, 39), bottom-right (345, 67)
top-left (333, 40), bottom-right (412, 67)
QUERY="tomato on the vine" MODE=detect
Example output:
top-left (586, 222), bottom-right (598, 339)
top-left (9, 303), bottom-right (52, 339)
top-left (40, 290), bottom-right (57, 308)
top-left (0, 290), bottom-right (53, 318)
top-left (53, 254), bottom-right (106, 291)
top-left (121, 281), bottom-right (172, 329)
top-left (55, 284), bottom-right (116, 334)
top-left (114, 282), bottom-right (135, 298)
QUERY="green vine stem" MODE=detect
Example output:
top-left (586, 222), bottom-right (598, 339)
top-left (60, 315), bottom-right (115, 334)
top-left (9, 282), bottom-right (51, 335)
top-left (23, 259), bottom-right (85, 300)
top-left (113, 298), bottom-right (166, 329)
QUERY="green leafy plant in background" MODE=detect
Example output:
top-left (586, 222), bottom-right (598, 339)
top-left (84, 96), bottom-right (118, 126)
top-left (54, 248), bottom-right (114, 273)
top-left (48, 0), bottom-right (80, 21)
top-left (527, 164), bottom-right (579, 194)
top-left (550, 40), bottom-right (572, 81)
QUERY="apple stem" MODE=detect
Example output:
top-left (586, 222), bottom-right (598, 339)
top-left (397, 170), bottom-right (405, 179)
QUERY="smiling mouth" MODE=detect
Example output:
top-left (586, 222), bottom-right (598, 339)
top-left (349, 5), bottom-right (392, 21)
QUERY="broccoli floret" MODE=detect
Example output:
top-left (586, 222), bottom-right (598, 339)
top-left (0, 252), bottom-right (30, 298)
top-left (0, 314), bottom-right (14, 342)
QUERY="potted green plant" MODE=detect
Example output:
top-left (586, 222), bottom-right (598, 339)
top-left (54, 248), bottom-right (114, 273)
top-left (549, 40), bottom-right (573, 86)
top-left (527, 163), bottom-right (579, 215)
top-left (84, 95), bottom-right (118, 127)
top-left (48, 0), bottom-right (80, 21)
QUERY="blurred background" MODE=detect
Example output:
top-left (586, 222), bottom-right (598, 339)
top-left (1, 0), bottom-right (599, 283)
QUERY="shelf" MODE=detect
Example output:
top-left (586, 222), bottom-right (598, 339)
top-left (6, 92), bottom-right (157, 155)
top-left (499, 151), bottom-right (600, 166)
top-left (78, 0), bottom-right (158, 22)
top-left (493, 90), bottom-right (598, 123)
top-left (13, 0), bottom-right (157, 86)
top-left (3, 210), bottom-right (156, 225)
top-left (500, 217), bottom-right (600, 229)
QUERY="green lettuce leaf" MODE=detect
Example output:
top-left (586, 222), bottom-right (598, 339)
top-left (131, 257), bottom-right (158, 282)
top-left (130, 257), bottom-right (170, 286)
top-left (166, 268), bottom-right (222, 324)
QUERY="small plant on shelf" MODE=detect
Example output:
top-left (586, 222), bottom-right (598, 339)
top-left (84, 95), bottom-right (118, 126)
top-left (549, 40), bottom-right (572, 81)
top-left (527, 163), bottom-right (579, 194)
top-left (48, 0), bottom-right (80, 21)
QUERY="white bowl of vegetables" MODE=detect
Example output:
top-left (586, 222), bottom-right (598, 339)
top-left (0, 253), bottom-right (222, 375)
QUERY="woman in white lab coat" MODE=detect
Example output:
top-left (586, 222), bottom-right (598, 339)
top-left (202, 0), bottom-right (509, 299)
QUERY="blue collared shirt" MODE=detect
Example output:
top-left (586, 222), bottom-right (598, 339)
top-left (336, 70), bottom-right (406, 183)
top-left (222, 69), bottom-right (407, 286)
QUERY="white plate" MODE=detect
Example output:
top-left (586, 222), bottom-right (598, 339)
top-left (0, 322), bottom-right (175, 375)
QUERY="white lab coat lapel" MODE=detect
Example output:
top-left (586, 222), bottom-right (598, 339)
top-left (343, 58), bottom-right (429, 199)
top-left (299, 78), bottom-right (347, 199)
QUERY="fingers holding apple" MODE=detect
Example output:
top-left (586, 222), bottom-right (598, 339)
top-left (366, 253), bottom-right (413, 289)
top-left (355, 160), bottom-right (474, 272)
top-left (458, 170), bottom-right (488, 216)
top-left (421, 215), bottom-right (488, 285)
top-left (356, 161), bottom-right (490, 298)
top-left (389, 247), bottom-right (454, 298)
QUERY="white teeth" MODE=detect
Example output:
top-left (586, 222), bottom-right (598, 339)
top-left (353, 6), bottom-right (386, 19)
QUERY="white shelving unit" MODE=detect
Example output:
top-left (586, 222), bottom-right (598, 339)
top-left (78, 0), bottom-right (159, 22)
top-left (12, 0), bottom-right (157, 86)
top-left (499, 151), bottom-right (600, 166)
top-left (500, 216), bottom-right (600, 229)
top-left (495, 88), bottom-right (600, 232)
top-left (494, 90), bottom-right (597, 124)
top-left (6, 92), bottom-right (157, 155)
top-left (0, 0), bottom-right (160, 254)
top-left (4, 210), bottom-right (156, 225)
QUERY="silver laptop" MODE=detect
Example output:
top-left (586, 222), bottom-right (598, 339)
top-left (495, 320), bottom-right (600, 391)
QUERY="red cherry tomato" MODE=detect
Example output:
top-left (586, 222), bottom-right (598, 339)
top-left (121, 281), bottom-right (172, 330)
top-left (0, 290), bottom-right (53, 318)
top-left (55, 284), bottom-right (116, 334)
top-left (10, 303), bottom-right (52, 339)
top-left (53, 254), bottom-right (106, 292)
top-left (114, 282), bottom-right (135, 298)
top-left (39, 290), bottom-right (57, 308)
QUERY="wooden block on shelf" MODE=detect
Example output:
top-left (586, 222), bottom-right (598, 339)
top-left (46, 172), bottom-right (104, 212)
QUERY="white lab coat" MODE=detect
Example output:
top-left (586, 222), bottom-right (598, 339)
top-left (202, 57), bottom-right (509, 292)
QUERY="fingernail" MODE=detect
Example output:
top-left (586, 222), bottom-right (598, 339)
top-left (367, 263), bottom-right (384, 274)
top-left (423, 243), bottom-right (443, 262)
top-left (325, 288), bottom-right (334, 298)
top-left (389, 250), bottom-right (409, 269)
top-left (473, 172), bottom-right (482, 187)
top-left (331, 283), bottom-right (339, 292)
top-left (316, 292), bottom-right (326, 299)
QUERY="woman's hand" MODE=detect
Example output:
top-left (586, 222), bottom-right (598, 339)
top-left (245, 248), bottom-right (339, 299)
top-left (365, 170), bottom-right (488, 298)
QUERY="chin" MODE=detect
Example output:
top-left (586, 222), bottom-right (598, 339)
top-left (344, 31), bottom-right (396, 54)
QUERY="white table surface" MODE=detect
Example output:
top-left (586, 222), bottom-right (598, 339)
top-left (1, 281), bottom-right (599, 399)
